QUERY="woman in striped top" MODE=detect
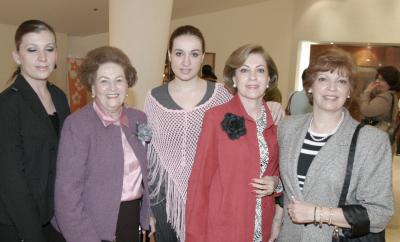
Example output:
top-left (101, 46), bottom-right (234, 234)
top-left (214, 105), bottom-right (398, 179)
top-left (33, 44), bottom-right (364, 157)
top-left (277, 49), bottom-right (394, 241)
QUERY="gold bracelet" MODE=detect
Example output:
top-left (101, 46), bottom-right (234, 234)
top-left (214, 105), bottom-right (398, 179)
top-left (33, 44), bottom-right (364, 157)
top-left (328, 207), bottom-right (333, 225)
top-left (319, 206), bottom-right (323, 228)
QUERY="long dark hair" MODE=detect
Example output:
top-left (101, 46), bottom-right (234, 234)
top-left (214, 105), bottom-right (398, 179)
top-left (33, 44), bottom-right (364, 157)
top-left (9, 19), bottom-right (56, 82)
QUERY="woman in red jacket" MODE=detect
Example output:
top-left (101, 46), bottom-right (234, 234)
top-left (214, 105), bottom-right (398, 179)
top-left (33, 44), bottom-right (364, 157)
top-left (186, 44), bottom-right (283, 242)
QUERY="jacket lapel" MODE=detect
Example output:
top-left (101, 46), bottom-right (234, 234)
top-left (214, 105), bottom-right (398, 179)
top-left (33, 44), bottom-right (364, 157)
top-left (48, 82), bottom-right (69, 125)
top-left (302, 110), bottom-right (354, 198)
top-left (121, 111), bottom-right (147, 171)
top-left (229, 95), bottom-right (261, 170)
top-left (15, 75), bottom-right (56, 139)
top-left (287, 115), bottom-right (311, 200)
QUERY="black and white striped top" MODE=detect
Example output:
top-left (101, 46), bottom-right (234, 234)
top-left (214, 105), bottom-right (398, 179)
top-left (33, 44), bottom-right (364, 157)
top-left (297, 132), bottom-right (331, 191)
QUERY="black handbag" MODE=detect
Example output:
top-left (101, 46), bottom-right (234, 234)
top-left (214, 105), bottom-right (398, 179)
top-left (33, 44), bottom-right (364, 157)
top-left (332, 124), bottom-right (385, 242)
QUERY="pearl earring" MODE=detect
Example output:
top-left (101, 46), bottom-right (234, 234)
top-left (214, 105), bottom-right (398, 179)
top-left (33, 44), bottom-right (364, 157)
top-left (347, 95), bottom-right (351, 99)
top-left (233, 83), bottom-right (237, 88)
top-left (307, 89), bottom-right (312, 94)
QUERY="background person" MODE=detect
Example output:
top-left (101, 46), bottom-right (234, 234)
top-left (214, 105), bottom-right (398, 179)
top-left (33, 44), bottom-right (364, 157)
top-left (186, 44), bottom-right (283, 242)
top-left (201, 64), bottom-right (217, 82)
top-left (0, 19), bottom-right (70, 242)
top-left (52, 46), bottom-right (154, 242)
top-left (359, 66), bottom-right (400, 134)
top-left (278, 49), bottom-right (394, 241)
top-left (285, 69), bottom-right (313, 115)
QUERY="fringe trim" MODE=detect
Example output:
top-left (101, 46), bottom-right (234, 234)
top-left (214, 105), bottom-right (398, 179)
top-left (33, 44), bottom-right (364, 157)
top-left (147, 145), bottom-right (186, 241)
top-left (147, 145), bottom-right (165, 201)
top-left (166, 176), bottom-right (185, 242)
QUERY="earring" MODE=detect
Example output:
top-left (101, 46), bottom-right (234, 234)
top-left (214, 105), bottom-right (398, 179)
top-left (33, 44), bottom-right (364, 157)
top-left (347, 95), bottom-right (351, 99)
top-left (91, 93), bottom-right (95, 98)
top-left (233, 83), bottom-right (237, 88)
top-left (307, 89), bottom-right (312, 93)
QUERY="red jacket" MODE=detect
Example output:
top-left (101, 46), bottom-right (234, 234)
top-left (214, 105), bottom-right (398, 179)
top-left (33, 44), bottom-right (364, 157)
top-left (186, 95), bottom-right (280, 242)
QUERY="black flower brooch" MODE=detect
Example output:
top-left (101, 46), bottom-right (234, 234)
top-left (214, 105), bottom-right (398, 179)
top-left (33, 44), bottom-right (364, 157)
top-left (135, 122), bottom-right (152, 145)
top-left (221, 113), bottom-right (246, 140)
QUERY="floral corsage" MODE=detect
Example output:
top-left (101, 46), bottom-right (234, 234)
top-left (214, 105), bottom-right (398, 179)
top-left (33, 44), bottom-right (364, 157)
top-left (135, 122), bottom-right (152, 145)
top-left (221, 113), bottom-right (246, 140)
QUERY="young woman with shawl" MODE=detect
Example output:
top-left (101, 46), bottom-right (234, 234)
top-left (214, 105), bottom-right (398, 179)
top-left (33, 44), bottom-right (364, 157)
top-left (144, 25), bottom-right (283, 241)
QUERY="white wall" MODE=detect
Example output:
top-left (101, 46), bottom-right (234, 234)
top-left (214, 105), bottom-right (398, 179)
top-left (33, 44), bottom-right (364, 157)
top-left (171, 0), bottom-right (294, 103)
top-left (293, 0), bottom-right (400, 43)
top-left (0, 23), bottom-right (69, 93)
top-left (68, 32), bottom-right (109, 58)
top-left (0, 23), bottom-right (17, 91)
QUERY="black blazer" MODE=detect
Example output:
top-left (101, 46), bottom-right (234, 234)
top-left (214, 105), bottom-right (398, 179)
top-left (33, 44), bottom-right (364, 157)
top-left (0, 75), bottom-right (70, 241)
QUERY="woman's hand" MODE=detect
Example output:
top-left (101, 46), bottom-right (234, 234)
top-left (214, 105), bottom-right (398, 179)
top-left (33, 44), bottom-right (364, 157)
top-left (147, 216), bottom-right (156, 238)
top-left (250, 176), bottom-right (279, 198)
top-left (266, 101), bottom-right (285, 124)
top-left (269, 221), bottom-right (282, 242)
top-left (287, 197), bottom-right (315, 224)
top-left (364, 81), bottom-right (379, 93)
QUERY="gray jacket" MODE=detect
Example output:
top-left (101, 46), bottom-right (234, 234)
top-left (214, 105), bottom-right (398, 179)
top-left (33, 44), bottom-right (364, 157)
top-left (277, 109), bottom-right (394, 242)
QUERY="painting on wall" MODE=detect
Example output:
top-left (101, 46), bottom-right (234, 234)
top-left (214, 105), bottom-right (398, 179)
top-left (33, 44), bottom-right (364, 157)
top-left (67, 57), bottom-right (89, 112)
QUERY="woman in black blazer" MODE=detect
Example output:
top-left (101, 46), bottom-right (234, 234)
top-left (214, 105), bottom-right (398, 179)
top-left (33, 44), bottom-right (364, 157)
top-left (0, 20), bottom-right (70, 242)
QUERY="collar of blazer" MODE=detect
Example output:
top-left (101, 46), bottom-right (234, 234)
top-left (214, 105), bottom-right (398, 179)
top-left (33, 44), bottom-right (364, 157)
top-left (285, 109), bottom-right (359, 200)
top-left (13, 74), bottom-right (58, 138)
top-left (88, 103), bottom-right (148, 171)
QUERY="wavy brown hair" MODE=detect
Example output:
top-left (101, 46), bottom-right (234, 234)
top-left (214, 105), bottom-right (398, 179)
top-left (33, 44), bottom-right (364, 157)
top-left (78, 46), bottom-right (137, 90)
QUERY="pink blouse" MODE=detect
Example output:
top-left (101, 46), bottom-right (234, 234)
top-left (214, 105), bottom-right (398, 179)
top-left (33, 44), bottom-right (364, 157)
top-left (93, 101), bottom-right (143, 201)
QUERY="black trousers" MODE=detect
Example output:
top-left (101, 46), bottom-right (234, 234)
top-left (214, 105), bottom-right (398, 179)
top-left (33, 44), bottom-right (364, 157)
top-left (49, 199), bottom-right (141, 242)
top-left (151, 199), bottom-right (180, 242)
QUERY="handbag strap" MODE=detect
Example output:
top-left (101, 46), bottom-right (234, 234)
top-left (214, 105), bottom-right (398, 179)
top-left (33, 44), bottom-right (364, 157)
top-left (389, 92), bottom-right (396, 123)
top-left (338, 124), bottom-right (364, 206)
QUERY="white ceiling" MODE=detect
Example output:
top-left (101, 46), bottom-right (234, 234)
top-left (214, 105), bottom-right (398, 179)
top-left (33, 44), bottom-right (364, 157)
top-left (0, 0), bottom-right (269, 36)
